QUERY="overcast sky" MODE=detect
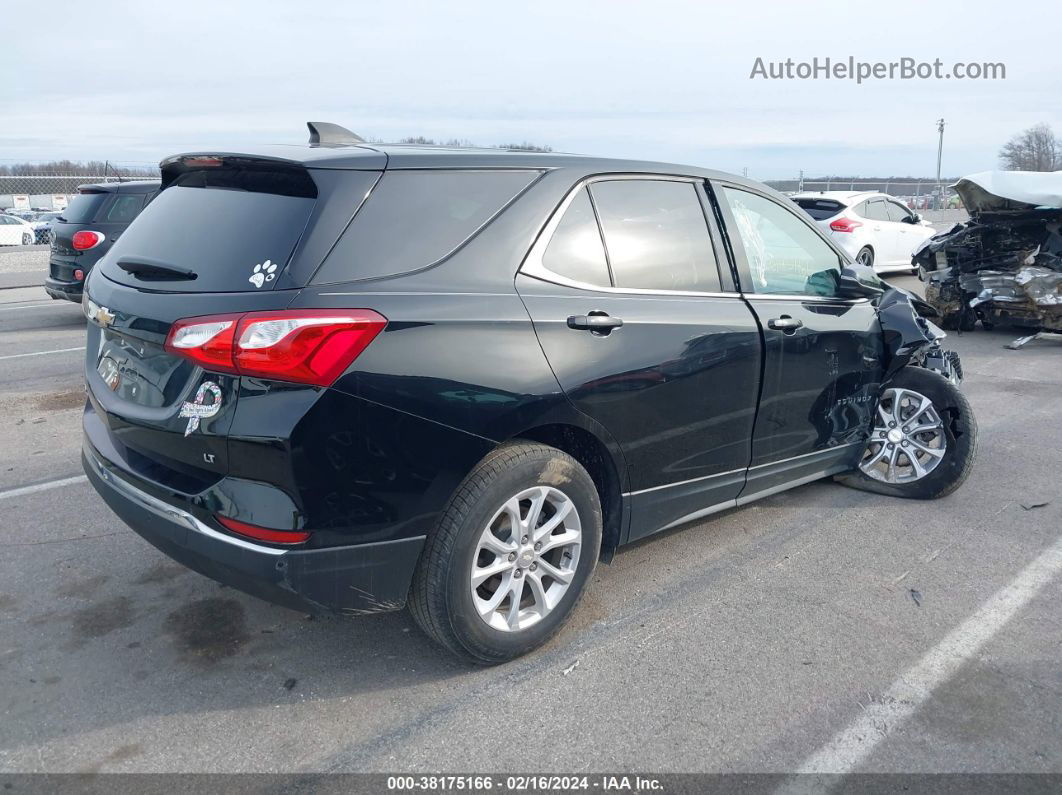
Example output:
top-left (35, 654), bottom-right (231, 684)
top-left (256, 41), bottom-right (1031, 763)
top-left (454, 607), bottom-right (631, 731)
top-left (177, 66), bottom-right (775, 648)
top-left (2, 0), bottom-right (1059, 179)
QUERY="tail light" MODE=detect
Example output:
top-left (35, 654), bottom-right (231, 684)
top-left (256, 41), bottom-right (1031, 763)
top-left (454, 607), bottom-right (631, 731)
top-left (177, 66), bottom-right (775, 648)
top-left (829, 218), bottom-right (862, 233)
top-left (165, 309), bottom-right (387, 386)
top-left (71, 230), bottom-right (105, 250)
top-left (215, 515), bottom-right (310, 544)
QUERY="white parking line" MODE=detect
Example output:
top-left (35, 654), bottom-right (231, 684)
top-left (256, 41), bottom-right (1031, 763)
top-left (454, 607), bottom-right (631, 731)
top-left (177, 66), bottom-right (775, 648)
top-left (0, 346), bottom-right (84, 361)
top-left (795, 533), bottom-right (1062, 775)
top-left (0, 302), bottom-right (67, 312)
top-left (0, 475), bottom-right (88, 501)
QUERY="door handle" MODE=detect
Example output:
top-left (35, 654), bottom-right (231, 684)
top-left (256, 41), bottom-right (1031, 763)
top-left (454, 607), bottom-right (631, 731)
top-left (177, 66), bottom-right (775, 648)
top-left (567, 313), bottom-right (623, 332)
top-left (767, 316), bottom-right (803, 333)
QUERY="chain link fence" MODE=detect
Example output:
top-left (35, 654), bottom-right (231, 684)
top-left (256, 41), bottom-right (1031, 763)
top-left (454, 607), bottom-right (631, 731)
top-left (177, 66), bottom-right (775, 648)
top-left (0, 163), bottom-right (161, 216)
top-left (764, 177), bottom-right (962, 210)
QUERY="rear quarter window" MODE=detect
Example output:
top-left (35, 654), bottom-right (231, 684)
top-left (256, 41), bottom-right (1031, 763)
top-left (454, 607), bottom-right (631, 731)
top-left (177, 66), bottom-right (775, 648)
top-left (104, 194), bottom-right (147, 223)
top-left (312, 170), bottom-right (540, 284)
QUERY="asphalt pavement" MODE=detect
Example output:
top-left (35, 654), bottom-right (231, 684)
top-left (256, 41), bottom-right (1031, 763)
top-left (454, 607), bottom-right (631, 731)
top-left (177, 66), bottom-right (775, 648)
top-left (0, 248), bottom-right (1059, 774)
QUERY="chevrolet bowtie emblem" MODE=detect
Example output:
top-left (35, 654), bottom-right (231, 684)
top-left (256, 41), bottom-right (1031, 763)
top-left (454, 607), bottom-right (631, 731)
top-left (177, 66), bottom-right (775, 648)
top-left (96, 306), bottom-right (116, 327)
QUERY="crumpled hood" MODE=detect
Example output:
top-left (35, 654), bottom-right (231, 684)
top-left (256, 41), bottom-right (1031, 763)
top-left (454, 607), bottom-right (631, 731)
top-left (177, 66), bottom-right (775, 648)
top-left (953, 170), bottom-right (1062, 214)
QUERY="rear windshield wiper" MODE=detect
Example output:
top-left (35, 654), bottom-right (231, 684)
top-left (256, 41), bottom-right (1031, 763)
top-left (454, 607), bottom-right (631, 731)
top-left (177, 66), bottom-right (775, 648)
top-left (116, 256), bottom-right (198, 281)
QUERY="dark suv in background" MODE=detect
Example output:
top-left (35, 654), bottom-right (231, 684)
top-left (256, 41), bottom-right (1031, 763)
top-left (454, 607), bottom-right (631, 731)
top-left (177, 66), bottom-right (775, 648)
top-left (82, 123), bottom-right (975, 663)
top-left (45, 180), bottom-right (159, 302)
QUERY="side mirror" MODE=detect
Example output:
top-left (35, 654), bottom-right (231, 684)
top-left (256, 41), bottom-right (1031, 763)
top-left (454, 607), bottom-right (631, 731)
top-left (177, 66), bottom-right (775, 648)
top-left (837, 264), bottom-right (885, 299)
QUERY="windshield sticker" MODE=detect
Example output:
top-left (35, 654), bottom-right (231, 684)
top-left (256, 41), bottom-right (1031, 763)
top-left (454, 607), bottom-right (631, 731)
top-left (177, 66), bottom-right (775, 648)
top-left (249, 260), bottom-right (277, 288)
top-left (179, 381), bottom-right (223, 436)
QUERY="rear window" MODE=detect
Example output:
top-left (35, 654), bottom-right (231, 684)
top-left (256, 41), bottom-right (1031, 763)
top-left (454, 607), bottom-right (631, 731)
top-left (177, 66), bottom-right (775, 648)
top-left (61, 192), bottom-right (108, 224)
top-left (312, 170), bottom-right (539, 284)
top-left (98, 166), bottom-right (318, 292)
top-left (793, 198), bottom-right (845, 220)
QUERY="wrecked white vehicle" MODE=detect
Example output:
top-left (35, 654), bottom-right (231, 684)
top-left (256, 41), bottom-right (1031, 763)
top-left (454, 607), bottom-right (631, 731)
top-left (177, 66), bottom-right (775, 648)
top-left (913, 170), bottom-right (1062, 342)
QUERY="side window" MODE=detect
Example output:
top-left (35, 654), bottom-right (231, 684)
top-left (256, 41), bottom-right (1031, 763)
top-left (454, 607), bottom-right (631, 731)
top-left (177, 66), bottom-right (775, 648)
top-left (315, 170), bottom-right (539, 284)
top-left (541, 188), bottom-right (611, 287)
top-left (886, 201), bottom-right (913, 222)
top-left (863, 199), bottom-right (891, 222)
top-left (589, 179), bottom-right (720, 292)
top-left (105, 195), bottom-right (145, 222)
top-left (852, 200), bottom-right (870, 218)
top-left (721, 187), bottom-right (841, 297)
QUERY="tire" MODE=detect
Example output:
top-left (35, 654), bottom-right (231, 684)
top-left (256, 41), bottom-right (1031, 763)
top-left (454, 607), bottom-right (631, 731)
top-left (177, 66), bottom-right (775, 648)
top-left (409, 441), bottom-right (602, 664)
top-left (22, 232), bottom-right (32, 245)
top-left (855, 247), bottom-right (874, 269)
top-left (838, 367), bottom-right (977, 499)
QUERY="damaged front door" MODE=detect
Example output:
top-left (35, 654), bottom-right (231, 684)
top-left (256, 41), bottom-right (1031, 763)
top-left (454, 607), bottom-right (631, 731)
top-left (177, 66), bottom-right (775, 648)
top-left (714, 182), bottom-right (884, 498)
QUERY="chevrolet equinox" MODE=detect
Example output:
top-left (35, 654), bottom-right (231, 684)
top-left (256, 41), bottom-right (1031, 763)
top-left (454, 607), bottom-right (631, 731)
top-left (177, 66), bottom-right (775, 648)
top-left (82, 123), bottom-right (976, 663)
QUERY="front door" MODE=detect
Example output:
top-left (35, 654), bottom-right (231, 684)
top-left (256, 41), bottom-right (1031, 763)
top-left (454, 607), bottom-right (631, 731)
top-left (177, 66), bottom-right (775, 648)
top-left (713, 182), bottom-right (884, 499)
top-left (884, 198), bottom-right (920, 264)
top-left (518, 176), bottom-right (762, 539)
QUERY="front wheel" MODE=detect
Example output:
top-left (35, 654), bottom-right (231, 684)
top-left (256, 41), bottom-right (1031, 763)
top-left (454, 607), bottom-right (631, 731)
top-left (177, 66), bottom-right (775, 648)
top-left (838, 367), bottom-right (976, 499)
top-left (409, 442), bottom-right (602, 664)
top-left (22, 232), bottom-right (32, 245)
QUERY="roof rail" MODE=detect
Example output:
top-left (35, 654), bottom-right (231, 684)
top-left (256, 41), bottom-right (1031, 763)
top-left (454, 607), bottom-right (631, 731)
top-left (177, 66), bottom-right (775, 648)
top-left (307, 121), bottom-right (365, 146)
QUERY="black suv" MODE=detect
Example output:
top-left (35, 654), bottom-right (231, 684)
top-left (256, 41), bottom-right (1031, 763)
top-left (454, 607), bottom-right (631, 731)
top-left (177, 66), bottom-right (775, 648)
top-left (45, 180), bottom-right (160, 302)
top-left (83, 123), bottom-right (975, 663)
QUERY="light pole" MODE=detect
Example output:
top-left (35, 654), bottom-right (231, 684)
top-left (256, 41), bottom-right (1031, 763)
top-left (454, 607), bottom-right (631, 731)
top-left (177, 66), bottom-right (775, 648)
top-left (935, 118), bottom-right (946, 209)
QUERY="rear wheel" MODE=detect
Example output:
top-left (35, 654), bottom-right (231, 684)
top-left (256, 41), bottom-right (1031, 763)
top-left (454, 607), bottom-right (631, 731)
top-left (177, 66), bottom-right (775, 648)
top-left (839, 367), bottom-right (976, 499)
top-left (409, 442), bottom-right (602, 664)
top-left (856, 246), bottom-right (874, 268)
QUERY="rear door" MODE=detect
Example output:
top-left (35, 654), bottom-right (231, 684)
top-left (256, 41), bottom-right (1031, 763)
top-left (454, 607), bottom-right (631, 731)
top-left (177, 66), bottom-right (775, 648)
top-left (518, 176), bottom-right (762, 540)
top-left (862, 198), bottom-right (902, 266)
top-left (713, 183), bottom-right (883, 499)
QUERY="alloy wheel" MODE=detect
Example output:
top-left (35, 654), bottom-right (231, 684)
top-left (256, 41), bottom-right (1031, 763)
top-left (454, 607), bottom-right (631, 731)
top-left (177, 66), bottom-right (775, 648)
top-left (859, 387), bottom-right (947, 483)
top-left (470, 486), bottom-right (582, 632)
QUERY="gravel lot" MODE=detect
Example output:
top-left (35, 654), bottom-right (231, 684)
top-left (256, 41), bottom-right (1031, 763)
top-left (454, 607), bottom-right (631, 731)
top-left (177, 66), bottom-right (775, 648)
top-left (0, 248), bottom-right (1059, 774)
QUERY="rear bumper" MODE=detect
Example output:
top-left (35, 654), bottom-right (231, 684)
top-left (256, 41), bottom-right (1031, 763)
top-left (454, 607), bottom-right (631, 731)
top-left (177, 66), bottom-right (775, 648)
top-left (44, 276), bottom-right (83, 302)
top-left (83, 442), bottom-right (425, 615)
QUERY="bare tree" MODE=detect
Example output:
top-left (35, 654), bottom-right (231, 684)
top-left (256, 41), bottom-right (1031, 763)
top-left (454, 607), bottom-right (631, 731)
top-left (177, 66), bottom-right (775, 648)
top-left (0, 160), bottom-right (157, 177)
top-left (999, 123), bottom-right (1061, 171)
top-left (498, 142), bottom-right (553, 152)
top-left (396, 136), bottom-right (551, 151)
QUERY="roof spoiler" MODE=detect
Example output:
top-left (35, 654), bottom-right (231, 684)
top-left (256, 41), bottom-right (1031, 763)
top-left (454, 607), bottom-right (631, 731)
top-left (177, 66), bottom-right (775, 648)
top-left (307, 121), bottom-right (365, 146)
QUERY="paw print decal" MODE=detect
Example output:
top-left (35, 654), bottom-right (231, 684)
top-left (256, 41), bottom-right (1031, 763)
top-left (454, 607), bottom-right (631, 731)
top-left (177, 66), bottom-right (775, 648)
top-left (248, 260), bottom-right (277, 288)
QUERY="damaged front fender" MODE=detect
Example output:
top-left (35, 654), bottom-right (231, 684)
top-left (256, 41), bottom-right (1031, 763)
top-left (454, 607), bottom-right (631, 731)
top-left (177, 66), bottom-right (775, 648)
top-left (878, 287), bottom-right (961, 384)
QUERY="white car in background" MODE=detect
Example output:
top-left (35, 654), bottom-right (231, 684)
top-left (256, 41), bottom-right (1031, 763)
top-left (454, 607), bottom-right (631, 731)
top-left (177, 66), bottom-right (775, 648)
top-left (791, 191), bottom-right (936, 273)
top-left (0, 214), bottom-right (36, 246)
